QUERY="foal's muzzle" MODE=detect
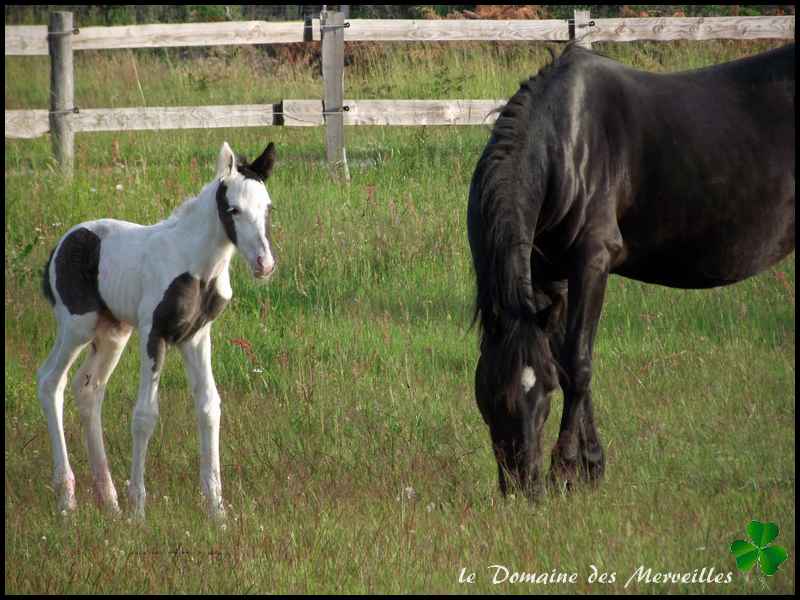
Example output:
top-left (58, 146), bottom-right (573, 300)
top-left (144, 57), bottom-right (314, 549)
top-left (253, 255), bottom-right (275, 279)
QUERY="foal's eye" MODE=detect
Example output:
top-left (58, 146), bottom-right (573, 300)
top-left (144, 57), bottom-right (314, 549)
top-left (227, 207), bottom-right (240, 216)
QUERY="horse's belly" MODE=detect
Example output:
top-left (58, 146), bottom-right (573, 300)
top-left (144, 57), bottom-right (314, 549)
top-left (615, 226), bottom-right (794, 289)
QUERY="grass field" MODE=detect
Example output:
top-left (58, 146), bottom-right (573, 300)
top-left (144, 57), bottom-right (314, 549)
top-left (5, 38), bottom-right (795, 593)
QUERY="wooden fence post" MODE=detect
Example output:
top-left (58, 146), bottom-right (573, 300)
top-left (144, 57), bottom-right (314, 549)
top-left (48, 11), bottom-right (75, 175)
top-left (573, 9), bottom-right (593, 49)
top-left (320, 9), bottom-right (349, 181)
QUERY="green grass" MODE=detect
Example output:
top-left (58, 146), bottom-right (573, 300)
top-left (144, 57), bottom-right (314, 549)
top-left (5, 40), bottom-right (795, 593)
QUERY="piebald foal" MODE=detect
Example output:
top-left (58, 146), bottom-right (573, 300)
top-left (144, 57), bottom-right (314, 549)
top-left (38, 142), bottom-right (277, 519)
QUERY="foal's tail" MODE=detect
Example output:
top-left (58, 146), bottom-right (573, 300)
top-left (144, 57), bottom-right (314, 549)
top-left (468, 154), bottom-right (549, 413)
top-left (42, 248), bottom-right (56, 306)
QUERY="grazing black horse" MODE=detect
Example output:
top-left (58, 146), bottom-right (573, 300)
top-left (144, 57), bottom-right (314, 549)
top-left (468, 43), bottom-right (795, 497)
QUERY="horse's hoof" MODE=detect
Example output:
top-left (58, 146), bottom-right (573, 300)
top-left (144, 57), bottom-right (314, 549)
top-left (548, 455), bottom-right (581, 494)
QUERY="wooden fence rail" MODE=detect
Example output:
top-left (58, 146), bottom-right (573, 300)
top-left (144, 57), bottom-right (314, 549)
top-left (5, 16), bottom-right (794, 54)
top-left (5, 11), bottom-right (795, 176)
top-left (5, 100), bottom-right (507, 138)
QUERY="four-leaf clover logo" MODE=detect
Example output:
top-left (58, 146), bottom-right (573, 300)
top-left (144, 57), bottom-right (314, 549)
top-left (730, 521), bottom-right (788, 576)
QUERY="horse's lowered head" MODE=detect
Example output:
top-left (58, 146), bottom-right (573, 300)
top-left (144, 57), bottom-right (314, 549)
top-left (474, 305), bottom-right (562, 499)
top-left (215, 141), bottom-right (277, 280)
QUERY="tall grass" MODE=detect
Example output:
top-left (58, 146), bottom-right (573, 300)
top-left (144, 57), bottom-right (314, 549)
top-left (5, 40), bottom-right (794, 593)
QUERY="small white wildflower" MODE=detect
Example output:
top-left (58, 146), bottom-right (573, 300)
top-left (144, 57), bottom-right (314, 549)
top-left (90, 187), bottom-right (97, 193)
top-left (402, 486), bottom-right (417, 501)
top-left (115, 184), bottom-right (124, 192)
top-left (253, 368), bottom-right (263, 374)
top-left (426, 502), bottom-right (435, 513)
top-left (185, 530), bottom-right (191, 538)
top-left (41, 535), bottom-right (47, 541)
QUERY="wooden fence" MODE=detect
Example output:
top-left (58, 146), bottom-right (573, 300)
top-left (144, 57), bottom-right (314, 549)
top-left (4, 10), bottom-right (795, 177)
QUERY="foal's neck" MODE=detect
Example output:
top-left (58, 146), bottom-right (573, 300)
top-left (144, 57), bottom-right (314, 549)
top-left (170, 181), bottom-right (235, 284)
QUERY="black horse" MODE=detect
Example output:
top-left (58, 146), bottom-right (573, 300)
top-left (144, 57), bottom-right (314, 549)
top-left (468, 43), bottom-right (795, 497)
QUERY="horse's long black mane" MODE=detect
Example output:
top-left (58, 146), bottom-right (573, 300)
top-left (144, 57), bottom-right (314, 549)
top-left (468, 47), bottom-right (570, 410)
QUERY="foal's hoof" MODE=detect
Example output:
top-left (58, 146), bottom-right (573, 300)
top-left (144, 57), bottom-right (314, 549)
top-left (207, 500), bottom-right (227, 526)
top-left (101, 499), bottom-right (122, 516)
top-left (57, 495), bottom-right (78, 515)
top-left (94, 483), bottom-right (121, 514)
top-left (56, 479), bottom-right (78, 514)
top-left (127, 484), bottom-right (147, 520)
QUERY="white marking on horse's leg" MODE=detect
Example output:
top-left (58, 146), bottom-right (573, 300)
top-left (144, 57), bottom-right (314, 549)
top-left (128, 326), bottom-right (161, 519)
top-left (74, 319), bottom-right (132, 512)
top-left (179, 325), bottom-right (225, 521)
top-left (521, 365), bottom-right (537, 393)
top-left (37, 311), bottom-right (97, 512)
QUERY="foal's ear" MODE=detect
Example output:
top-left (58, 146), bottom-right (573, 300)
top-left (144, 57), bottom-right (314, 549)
top-left (250, 142), bottom-right (276, 180)
top-left (216, 141), bottom-right (237, 179)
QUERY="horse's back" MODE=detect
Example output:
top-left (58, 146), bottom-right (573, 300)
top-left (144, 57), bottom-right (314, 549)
top-left (553, 45), bottom-right (795, 288)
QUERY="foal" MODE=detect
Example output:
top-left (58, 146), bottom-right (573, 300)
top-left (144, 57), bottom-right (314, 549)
top-left (38, 141), bottom-right (277, 519)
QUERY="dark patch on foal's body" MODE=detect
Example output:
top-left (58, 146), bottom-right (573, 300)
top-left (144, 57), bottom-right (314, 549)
top-left (46, 227), bottom-right (111, 316)
top-left (146, 273), bottom-right (229, 372)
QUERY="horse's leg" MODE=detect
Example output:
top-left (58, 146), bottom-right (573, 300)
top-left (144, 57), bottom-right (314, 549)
top-left (37, 311), bottom-right (97, 512)
top-left (127, 322), bottom-right (162, 519)
top-left (550, 239), bottom-right (612, 488)
top-left (73, 318), bottom-right (132, 512)
top-left (577, 390), bottom-right (605, 481)
top-left (179, 325), bottom-right (225, 521)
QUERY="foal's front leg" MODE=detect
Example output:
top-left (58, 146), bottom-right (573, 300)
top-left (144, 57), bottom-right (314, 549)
top-left (180, 325), bottom-right (226, 520)
top-left (128, 322), bottom-right (163, 518)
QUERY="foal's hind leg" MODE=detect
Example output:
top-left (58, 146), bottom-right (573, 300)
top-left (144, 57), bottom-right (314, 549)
top-left (73, 317), bottom-right (133, 512)
top-left (37, 311), bottom-right (98, 512)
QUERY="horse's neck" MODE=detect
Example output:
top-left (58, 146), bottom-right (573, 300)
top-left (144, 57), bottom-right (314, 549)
top-left (168, 184), bottom-right (235, 283)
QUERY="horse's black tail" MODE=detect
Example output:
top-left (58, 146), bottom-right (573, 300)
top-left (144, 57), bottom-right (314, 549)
top-left (468, 150), bottom-right (549, 414)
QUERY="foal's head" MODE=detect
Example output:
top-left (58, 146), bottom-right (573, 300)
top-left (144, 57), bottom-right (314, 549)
top-left (215, 142), bottom-right (277, 279)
